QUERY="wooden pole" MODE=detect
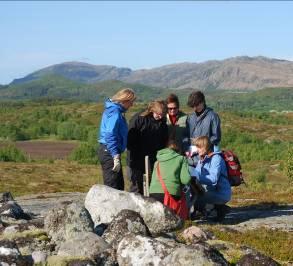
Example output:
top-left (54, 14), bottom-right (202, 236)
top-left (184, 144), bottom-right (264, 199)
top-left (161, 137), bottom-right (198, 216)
top-left (143, 174), bottom-right (147, 196)
top-left (145, 156), bottom-right (150, 197)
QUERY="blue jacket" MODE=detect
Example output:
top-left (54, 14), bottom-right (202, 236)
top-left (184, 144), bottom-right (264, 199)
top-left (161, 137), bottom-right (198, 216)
top-left (185, 107), bottom-right (221, 149)
top-left (98, 99), bottom-right (128, 157)
top-left (191, 152), bottom-right (231, 202)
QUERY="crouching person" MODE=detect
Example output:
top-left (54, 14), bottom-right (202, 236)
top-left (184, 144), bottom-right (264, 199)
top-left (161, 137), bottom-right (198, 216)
top-left (149, 140), bottom-right (190, 220)
top-left (190, 136), bottom-right (231, 222)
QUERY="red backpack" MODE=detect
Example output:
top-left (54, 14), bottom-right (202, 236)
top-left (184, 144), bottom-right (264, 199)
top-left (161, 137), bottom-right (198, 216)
top-left (221, 150), bottom-right (244, 186)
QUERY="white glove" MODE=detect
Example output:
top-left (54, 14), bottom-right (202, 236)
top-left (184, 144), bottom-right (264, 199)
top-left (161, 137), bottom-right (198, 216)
top-left (112, 155), bottom-right (121, 172)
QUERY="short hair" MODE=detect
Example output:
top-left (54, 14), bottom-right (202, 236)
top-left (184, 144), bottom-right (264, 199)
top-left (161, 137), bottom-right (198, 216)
top-left (141, 100), bottom-right (167, 117)
top-left (187, 91), bottom-right (206, 108)
top-left (191, 136), bottom-right (212, 153)
top-left (166, 93), bottom-right (180, 108)
top-left (111, 88), bottom-right (136, 103)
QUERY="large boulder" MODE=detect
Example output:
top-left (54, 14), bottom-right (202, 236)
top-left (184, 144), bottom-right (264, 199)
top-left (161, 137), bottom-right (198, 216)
top-left (44, 202), bottom-right (94, 243)
top-left (85, 185), bottom-right (182, 235)
top-left (102, 209), bottom-right (150, 248)
top-left (57, 232), bottom-right (109, 259)
top-left (117, 234), bottom-right (228, 266)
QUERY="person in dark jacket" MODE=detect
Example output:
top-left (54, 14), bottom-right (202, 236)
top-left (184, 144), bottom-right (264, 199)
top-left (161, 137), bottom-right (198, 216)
top-left (127, 100), bottom-right (168, 195)
top-left (166, 94), bottom-right (187, 154)
top-left (98, 88), bottom-right (136, 191)
top-left (184, 90), bottom-right (221, 166)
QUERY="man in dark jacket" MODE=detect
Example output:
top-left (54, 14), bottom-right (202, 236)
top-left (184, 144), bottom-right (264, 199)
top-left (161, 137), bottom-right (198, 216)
top-left (127, 100), bottom-right (168, 195)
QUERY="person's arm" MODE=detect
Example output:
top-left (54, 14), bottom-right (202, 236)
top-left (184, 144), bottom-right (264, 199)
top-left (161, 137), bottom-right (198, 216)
top-left (198, 155), bottom-right (222, 186)
top-left (210, 113), bottom-right (221, 146)
top-left (160, 122), bottom-right (169, 150)
top-left (104, 112), bottom-right (121, 157)
top-left (127, 114), bottom-right (141, 151)
top-left (179, 157), bottom-right (191, 185)
top-left (182, 115), bottom-right (191, 153)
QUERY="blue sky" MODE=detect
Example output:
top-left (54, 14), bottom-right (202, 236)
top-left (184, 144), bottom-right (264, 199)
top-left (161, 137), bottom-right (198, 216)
top-left (0, 1), bottom-right (293, 84)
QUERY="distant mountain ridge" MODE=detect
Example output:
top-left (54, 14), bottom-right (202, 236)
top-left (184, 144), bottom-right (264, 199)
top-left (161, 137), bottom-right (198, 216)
top-left (10, 56), bottom-right (293, 90)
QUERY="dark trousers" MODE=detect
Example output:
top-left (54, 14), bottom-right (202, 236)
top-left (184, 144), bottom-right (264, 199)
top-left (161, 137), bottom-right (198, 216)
top-left (128, 167), bottom-right (144, 195)
top-left (98, 144), bottom-right (124, 191)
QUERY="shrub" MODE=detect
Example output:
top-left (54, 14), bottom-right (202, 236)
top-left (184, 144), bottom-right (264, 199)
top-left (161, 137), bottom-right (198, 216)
top-left (69, 142), bottom-right (98, 164)
top-left (0, 144), bottom-right (27, 162)
top-left (250, 169), bottom-right (267, 184)
top-left (286, 145), bottom-right (293, 183)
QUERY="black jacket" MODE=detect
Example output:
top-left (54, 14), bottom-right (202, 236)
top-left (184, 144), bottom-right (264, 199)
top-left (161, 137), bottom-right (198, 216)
top-left (127, 112), bottom-right (168, 171)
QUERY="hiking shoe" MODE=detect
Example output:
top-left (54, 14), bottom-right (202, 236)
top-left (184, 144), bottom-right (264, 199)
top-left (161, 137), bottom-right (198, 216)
top-left (190, 208), bottom-right (208, 221)
top-left (213, 204), bottom-right (231, 222)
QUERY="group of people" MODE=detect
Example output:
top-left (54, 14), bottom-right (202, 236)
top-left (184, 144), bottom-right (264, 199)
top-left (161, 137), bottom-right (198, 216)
top-left (97, 88), bottom-right (231, 222)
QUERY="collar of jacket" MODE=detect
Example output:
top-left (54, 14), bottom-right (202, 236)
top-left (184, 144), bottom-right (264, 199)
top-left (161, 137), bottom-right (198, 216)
top-left (200, 151), bottom-right (222, 163)
top-left (105, 98), bottom-right (126, 113)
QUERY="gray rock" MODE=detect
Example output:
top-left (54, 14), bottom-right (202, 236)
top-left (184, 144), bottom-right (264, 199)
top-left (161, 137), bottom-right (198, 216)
top-left (0, 200), bottom-right (30, 220)
top-left (57, 232), bottom-right (110, 259)
top-left (3, 223), bottom-right (39, 235)
top-left (116, 234), bottom-right (175, 266)
top-left (237, 251), bottom-right (280, 266)
top-left (66, 259), bottom-right (96, 266)
top-left (44, 202), bottom-right (94, 243)
top-left (0, 239), bottom-right (28, 266)
top-left (85, 185), bottom-right (182, 235)
top-left (15, 192), bottom-right (86, 218)
top-left (94, 248), bottom-right (118, 266)
top-left (102, 209), bottom-right (150, 248)
top-left (179, 225), bottom-right (208, 244)
top-left (46, 255), bottom-right (96, 266)
top-left (162, 244), bottom-right (228, 265)
top-left (117, 234), bottom-right (228, 266)
top-left (0, 192), bottom-right (14, 203)
top-left (31, 250), bottom-right (48, 264)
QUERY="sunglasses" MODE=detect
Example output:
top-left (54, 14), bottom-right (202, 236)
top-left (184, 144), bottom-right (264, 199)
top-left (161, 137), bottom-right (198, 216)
top-left (168, 107), bottom-right (178, 110)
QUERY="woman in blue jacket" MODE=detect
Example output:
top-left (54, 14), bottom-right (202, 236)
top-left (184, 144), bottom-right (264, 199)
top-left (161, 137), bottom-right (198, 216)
top-left (98, 88), bottom-right (136, 190)
top-left (190, 136), bottom-right (231, 221)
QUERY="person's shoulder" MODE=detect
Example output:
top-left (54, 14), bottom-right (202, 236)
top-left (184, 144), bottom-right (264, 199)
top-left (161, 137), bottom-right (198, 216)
top-left (178, 111), bottom-right (188, 119)
top-left (211, 152), bottom-right (224, 162)
top-left (206, 107), bottom-right (220, 118)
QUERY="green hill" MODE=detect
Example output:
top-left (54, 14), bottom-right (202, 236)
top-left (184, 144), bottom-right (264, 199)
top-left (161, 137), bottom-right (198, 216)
top-left (0, 75), bottom-right (165, 102)
top-left (0, 73), bottom-right (292, 112)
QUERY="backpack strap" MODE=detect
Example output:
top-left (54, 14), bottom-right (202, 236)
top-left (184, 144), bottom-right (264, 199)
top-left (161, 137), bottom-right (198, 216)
top-left (156, 162), bottom-right (169, 194)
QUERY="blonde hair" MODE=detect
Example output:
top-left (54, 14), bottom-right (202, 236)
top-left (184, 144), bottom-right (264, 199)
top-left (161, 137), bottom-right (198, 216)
top-left (191, 136), bottom-right (212, 153)
top-left (141, 100), bottom-right (167, 117)
top-left (111, 88), bottom-right (136, 103)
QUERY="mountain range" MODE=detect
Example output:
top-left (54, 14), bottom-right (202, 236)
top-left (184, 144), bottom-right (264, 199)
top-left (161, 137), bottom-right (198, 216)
top-left (10, 56), bottom-right (293, 90)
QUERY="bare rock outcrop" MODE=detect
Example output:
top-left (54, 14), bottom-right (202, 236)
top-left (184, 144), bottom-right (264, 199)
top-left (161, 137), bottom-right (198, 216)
top-left (102, 209), bottom-right (150, 248)
top-left (85, 185), bottom-right (182, 235)
top-left (44, 202), bottom-right (94, 243)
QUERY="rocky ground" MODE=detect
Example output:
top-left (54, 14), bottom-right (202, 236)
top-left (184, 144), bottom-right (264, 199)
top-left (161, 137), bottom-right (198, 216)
top-left (16, 192), bottom-right (293, 233)
top-left (0, 188), bottom-right (291, 265)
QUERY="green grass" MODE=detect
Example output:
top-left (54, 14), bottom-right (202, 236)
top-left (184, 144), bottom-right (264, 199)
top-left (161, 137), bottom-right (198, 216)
top-left (207, 226), bottom-right (293, 263)
top-left (0, 161), bottom-right (102, 196)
